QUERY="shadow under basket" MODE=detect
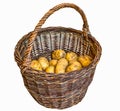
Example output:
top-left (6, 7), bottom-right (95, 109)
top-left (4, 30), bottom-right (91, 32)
top-left (14, 3), bottom-right (102, 109)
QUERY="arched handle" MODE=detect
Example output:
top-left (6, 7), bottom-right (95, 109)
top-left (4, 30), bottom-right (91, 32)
top-left (23, 3), bottom-right (90, 66)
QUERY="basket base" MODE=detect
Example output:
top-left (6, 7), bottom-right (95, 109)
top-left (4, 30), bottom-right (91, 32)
top-left (29, 87), bottom-right (88, 109)
top-left (24, 74), bottom-right (94, 109)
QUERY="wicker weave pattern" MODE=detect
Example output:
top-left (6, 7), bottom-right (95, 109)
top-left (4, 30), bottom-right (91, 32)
top-left (14, 3), bottom-right (102, 109)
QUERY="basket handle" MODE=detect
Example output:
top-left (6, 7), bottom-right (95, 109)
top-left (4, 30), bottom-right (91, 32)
top-left (23, 3), bottom-right (90, 66)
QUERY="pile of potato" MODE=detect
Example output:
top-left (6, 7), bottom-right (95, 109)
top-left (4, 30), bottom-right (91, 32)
top-left (30, 49), bottom-right (92, 74)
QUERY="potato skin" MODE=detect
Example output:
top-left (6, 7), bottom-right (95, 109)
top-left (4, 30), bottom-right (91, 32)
top-left (49, 59), bottom-right (58, 66)
top-left (30, 60), bottom-right (42, 71)
top-left (68, 60), bottom-right (78, 65)
top-left (52, 49), bottom-right (66, 60)
top-left (78, 55), bottom-right (92, 67)
top-left (66, 61), bottom-right (82, 72)
top-left (66, 52), bottom-right (78, 62)
top-left (45, 66), bottom-right (55, 73)
top-left (57, 58), bottom-right (68, 67)
top-left (55, 68), bottom-right (65, 74)
top-left (38, 57), bottom-right (49, 70)
top-left (55, 58), bottom-right (68, 74)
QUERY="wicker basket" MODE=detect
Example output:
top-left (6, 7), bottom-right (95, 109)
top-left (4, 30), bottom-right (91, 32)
top-left (14, 3), bottom-right (102, 109)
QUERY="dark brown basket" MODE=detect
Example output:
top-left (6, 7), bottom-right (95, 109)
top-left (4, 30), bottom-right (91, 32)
top-left (14, 3), bottom-right (102, 109)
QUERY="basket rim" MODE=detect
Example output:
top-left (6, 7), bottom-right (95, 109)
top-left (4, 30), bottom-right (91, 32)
top-left (15, 26), bottom-right (102, 78)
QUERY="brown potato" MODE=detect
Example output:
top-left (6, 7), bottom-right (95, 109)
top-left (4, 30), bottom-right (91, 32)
top-left (66, 52), bottom-right (78, 62)
top-left (49, 59), bottom-right (58, 66)
top-left (30, 60), bottom-right (42, 71)
top-left (55, 58), bottom-right (68, 74)
top-left (45, 66), bottom-right (55, 73)
top-left (66, 61), bottom-right (82, 72)
top-left (38, 57), bottom-right (49, 70)
top-left (52, 49), bottom-right (66, 60)
top-left (78, 55), bottom-right (92, 67)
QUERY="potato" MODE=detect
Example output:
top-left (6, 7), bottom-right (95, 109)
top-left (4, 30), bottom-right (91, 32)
top-left (55, 58), bottom-right (68, 74)
top-left (38, 57), bottom-right (49, 70)
top-left (52, 49), bottom-right (66, 60)
top-left (45, 66), bottom-right (55, 73)
top-left (57, 58), bottom-right (68, 67)
top-left (78, 55), bottom-right (92, 67)
top-left (30, 60), bottom-right (42, 71)
top-left (49, 59), bottom-right (58, 66)
top-left (55, 68), bottom-right (65, 74)
top-left (66, 61), bottom-right (82, 72)
top-left (69, 60), bottom-right (78, 65)
top-left (66, 52), bottom-right (78, 62)
top-left (71, 61), bottom-right (82, 67)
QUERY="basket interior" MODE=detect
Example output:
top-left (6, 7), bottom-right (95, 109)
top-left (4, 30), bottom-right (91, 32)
top-left (18, 27), bottom-right (97, 61)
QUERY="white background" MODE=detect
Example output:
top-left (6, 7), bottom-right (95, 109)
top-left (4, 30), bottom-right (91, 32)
top-left (0, 0), bottom-right (120, 111)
